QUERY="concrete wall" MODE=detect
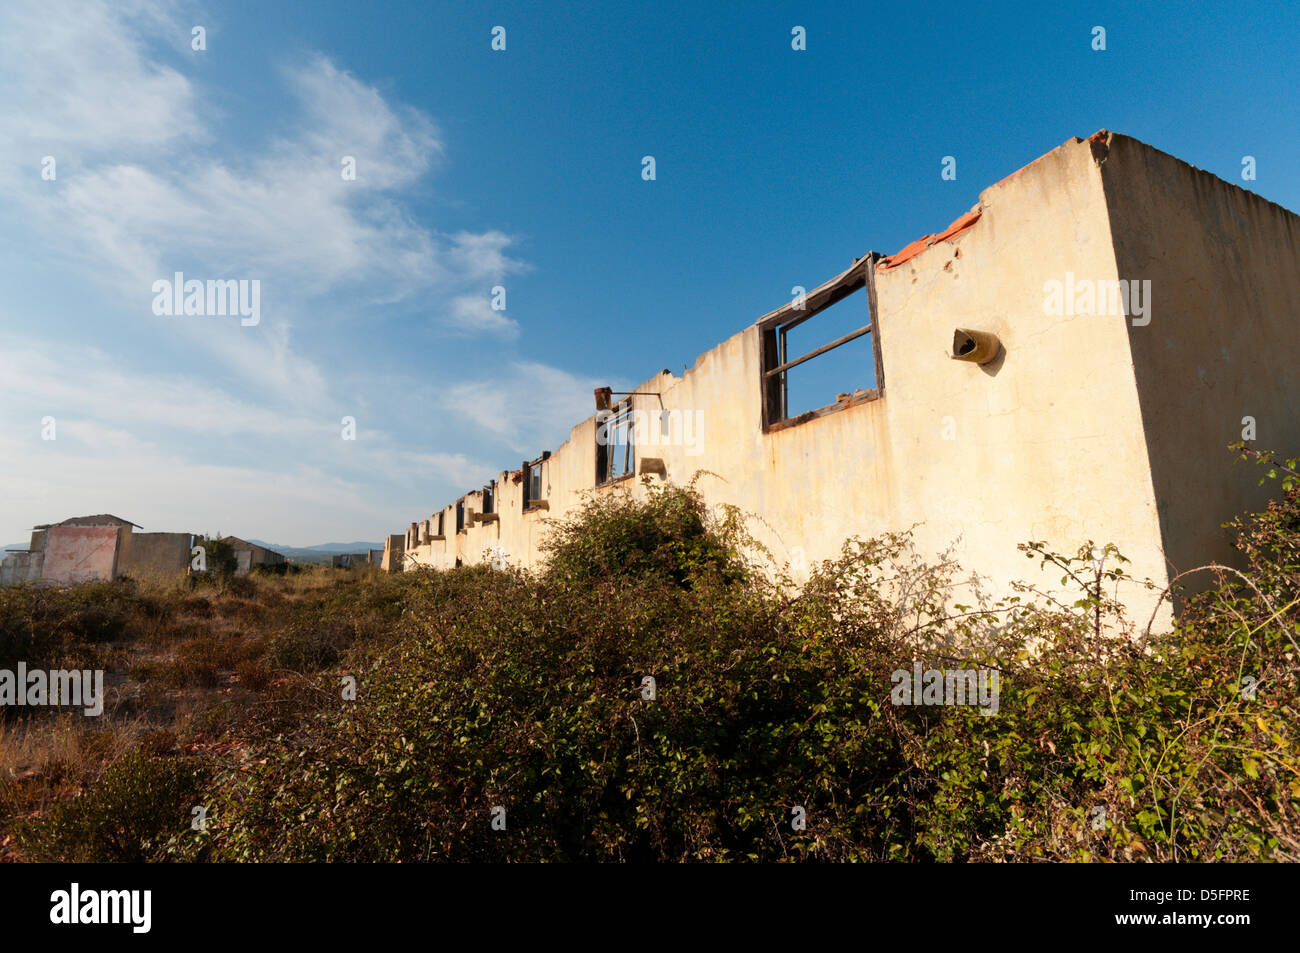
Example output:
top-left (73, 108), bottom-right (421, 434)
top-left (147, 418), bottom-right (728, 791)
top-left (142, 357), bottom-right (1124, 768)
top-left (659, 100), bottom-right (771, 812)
top-left (121, 532), bottom-right (193, 577)
top-left (392, 133), bottom-right (1300, 631)
top-left (381, 534), bottom-right (405, 572)
top-left (1099, 132), bottom-right (1300, 599)
top-left (223, 538), bottom-right (286, 574)
top-left (0, 551), bottom-right (41, 585)
top-left (3, 521), bottom-right (274, 587)
top-left (40, 525), bottom-right (125, 585)
top-left (857, 133), bottom-right (1166, 626)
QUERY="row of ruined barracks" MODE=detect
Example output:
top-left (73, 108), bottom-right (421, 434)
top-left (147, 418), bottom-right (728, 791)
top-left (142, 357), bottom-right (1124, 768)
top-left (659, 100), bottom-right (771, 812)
top-left (384, 132), bottom-right (1300, 632)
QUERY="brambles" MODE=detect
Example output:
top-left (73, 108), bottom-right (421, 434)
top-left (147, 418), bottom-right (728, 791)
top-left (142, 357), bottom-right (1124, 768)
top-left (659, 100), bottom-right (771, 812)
top-left (6, 472), bottom-right (1298, 863)
top-left (0, 579), bottom-right (144, 672)
top-left (190, 482), bottom-right (1298, 862)
top-left (16, 749), bottom-right (205, 862)
top-left (538, 476), bottom-right (752, 588)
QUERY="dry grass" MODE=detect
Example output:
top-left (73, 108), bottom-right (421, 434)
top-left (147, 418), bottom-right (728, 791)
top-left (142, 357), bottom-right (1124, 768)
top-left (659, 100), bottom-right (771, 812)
top-left (0, 564), bottom-right (405, 859)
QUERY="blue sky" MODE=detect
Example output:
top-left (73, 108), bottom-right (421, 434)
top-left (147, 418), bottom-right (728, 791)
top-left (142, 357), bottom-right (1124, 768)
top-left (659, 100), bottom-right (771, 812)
top-left (2, 0), bottom-right (1297, 546)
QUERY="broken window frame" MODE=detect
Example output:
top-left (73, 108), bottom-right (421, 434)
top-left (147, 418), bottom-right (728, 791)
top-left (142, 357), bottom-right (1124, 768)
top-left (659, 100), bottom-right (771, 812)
top-left (595, 400), bottom-right (636, 486)
top-left (455, 500), bottom-right (465, 534)
top-left (523, 451), bottom-right (550, 511)
top-left (758, 252), bottom-right (884, 432)
top-left (483, 481), bottom-right (495, 515)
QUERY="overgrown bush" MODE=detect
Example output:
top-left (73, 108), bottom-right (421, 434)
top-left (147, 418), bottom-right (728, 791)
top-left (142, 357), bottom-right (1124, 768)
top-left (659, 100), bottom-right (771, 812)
top-left (12, 461), bottom-right (1299, 863)
top-left (269, 610), bottom-right (358, 673)
top-left (180, 479), bottom-right (1298, 862)
top-left (16, 750), bottom-right (205, 862)
top-left (539, 476), bottom-right (751, 587)
top-left (130, 634), bottom-right (266, 689)
top-left (0, 578), bottom-right (144, 673)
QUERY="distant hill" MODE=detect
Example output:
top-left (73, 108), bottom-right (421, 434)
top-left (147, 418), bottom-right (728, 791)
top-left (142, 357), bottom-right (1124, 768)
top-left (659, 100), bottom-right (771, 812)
top-left (246, 540), bottom-right (383, 565)
top-left (2, 542), bottom-right (28, 553)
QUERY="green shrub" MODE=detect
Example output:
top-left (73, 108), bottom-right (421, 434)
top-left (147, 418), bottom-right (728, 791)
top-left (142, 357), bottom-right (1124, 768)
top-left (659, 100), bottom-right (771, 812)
top-left (186, 480), bottom-right (1299, 863)
top-left (0, 578), bottom-right (142, 673)
top-left (539, 476), bottom-right (751, 588)
top-left (19, 463), bottom-right (1298, 863)
top-left (268, 611), bottom-right (357, 672)
top-left (17, 750), bottom-right (205, 862)
top-left (195, 536), bottom-right (238, 577)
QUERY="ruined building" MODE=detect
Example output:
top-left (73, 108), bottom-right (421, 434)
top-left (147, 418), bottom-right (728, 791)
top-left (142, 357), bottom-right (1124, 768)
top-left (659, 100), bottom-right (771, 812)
top-left (1, 520), bottom-right (289, 585)
top-left (383, 132), bottom-right (1300, 631)
top-left (1, 515), bottom-right (195, 585)
top-left (220, 537), bottom-right (287, 575)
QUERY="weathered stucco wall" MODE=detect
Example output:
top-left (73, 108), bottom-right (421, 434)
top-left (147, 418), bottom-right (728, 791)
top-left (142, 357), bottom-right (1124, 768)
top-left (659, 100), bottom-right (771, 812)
top-left (394, 133), bottom-right (1298, 631)
top-left (1099, 132), bottom-right (1300, 599)
top-left (848, 134), bottom-right (1168, 627)
top-left (40, 525), bottom-right (125, 585)
top-left (222, 537), bottom-right (286, 575)
top-left (381, 534), bottom-right (405, 572)
top-left (121, 532), bottom-right (193, 577)
top-left (0, 551), bottom-right (40, 585)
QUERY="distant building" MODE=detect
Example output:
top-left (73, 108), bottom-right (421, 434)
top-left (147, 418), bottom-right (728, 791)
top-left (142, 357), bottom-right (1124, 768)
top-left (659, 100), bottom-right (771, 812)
top-left (51, 514), bottom-right (139, 528)
top-left (0, 515), bottom-right (194, 585)
top-left (221, 536), bottom-right (287, 575)
top-left (128, 532), bottom-right (198, 576)
top-left (331, 552), bottom-right (370, 569)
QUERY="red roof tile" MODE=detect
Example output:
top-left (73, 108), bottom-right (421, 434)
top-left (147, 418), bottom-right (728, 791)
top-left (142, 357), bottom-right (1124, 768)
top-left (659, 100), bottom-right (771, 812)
top-left (878, 209), bottom-right (981, 271)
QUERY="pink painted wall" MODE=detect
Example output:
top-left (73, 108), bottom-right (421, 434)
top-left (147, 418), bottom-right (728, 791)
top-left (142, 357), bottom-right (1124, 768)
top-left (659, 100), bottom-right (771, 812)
top-left (40, 525), bottom-right (122, 584)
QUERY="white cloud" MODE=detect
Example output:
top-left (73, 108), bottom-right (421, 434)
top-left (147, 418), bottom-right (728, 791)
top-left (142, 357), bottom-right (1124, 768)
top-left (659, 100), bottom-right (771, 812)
top-left (446, 231), bottom-right (528, 283)
top-left (0, 0), bottom-right (593, 546)
top-left (439, 361), bottom-right (616, 456)
top-left (447, 294), bottom-right (520, 338)
top-left (0, 342), bottom-right (325, 439)
top-left (0, 336), bottom-right (503, 544)
top-left (288, 54), bottom-right (443, 191)
top-left (0, 0), bottom-right (198, 160)
top-left (0, 0), bottom-right (527, 405)
top-left (0, 427), bottom-right (394, 544)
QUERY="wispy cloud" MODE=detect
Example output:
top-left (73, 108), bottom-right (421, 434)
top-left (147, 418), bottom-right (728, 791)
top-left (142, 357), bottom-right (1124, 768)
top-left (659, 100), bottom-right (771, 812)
top-left (439, 361), bottom-right (616, 456)
top-left (0, 0), bottom-right (198, 160)
top-left (0, 0), bottom-right (588, 545)
top-left (1, 1), bottom-right (528, 369)
top-left (0, 335), bottom-right (502, 541)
